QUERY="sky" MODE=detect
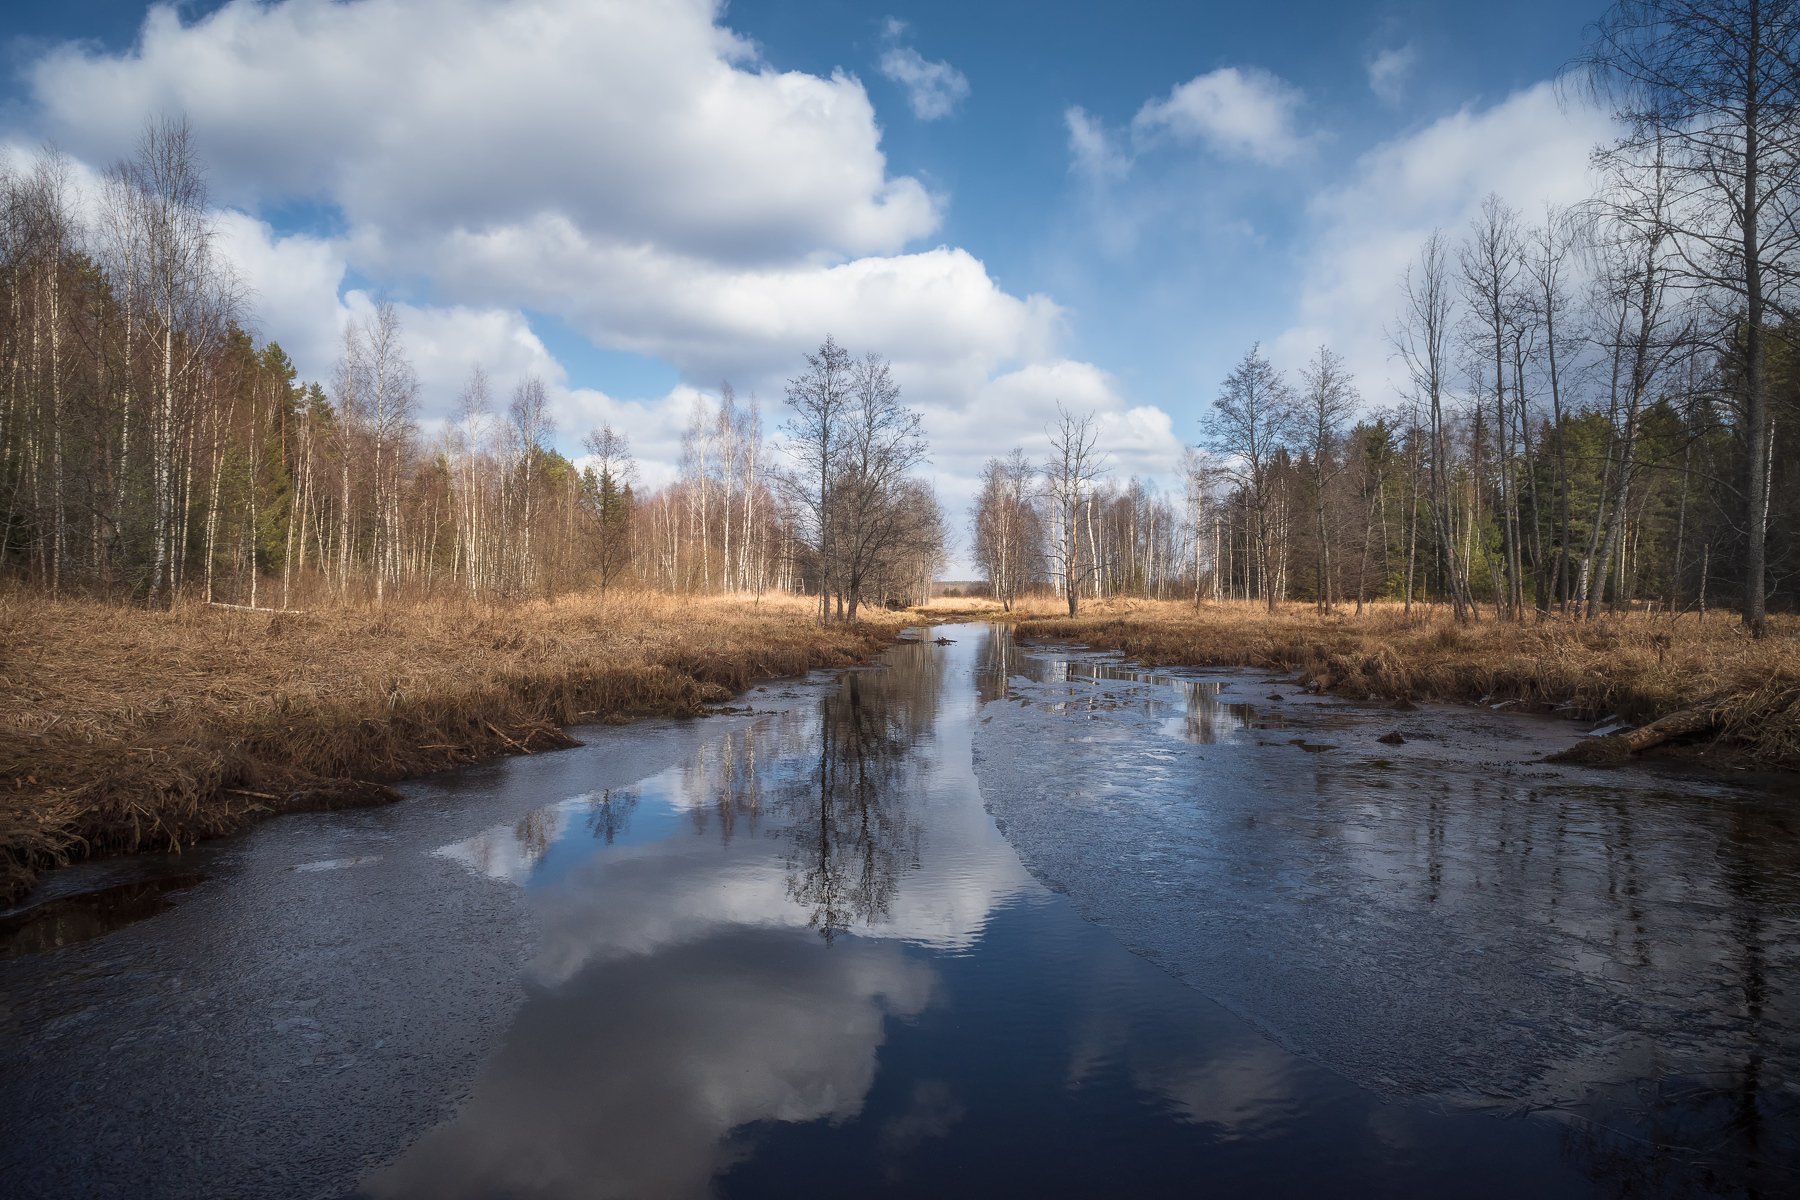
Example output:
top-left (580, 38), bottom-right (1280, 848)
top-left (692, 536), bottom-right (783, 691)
top-left (0, 0), bottom-right (1619, 572)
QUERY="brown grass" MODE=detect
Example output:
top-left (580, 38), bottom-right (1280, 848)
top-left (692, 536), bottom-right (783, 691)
top-left (1011, 598), bottom-right (1800, 770)
top-left (0, 589), bottom-right (911, 903)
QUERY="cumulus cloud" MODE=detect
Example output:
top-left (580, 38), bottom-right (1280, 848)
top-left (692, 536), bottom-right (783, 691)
top-left (1064, 65), bottom-right (1310, 184)
top-left (1271, 82), bottom-right (1615, 402)
top-left (10, 0), bottom-right (1180, 571)
top-left (213, 211), bottom-right (705, 488)
top-left (1366, 44), bottom-right (1417, 106)
top-left (434, 225), bottom-right (1063, 388)
top-left (1130, 67), bottom-right (1310, 166)
top-left (877, 19), bottom-right (970, 121)
top-left (27, 0), bottom-right (938, 264)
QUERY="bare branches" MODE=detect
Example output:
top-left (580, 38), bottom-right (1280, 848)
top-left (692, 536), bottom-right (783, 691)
top-left (971, 449), bottom-right (1044, 610)
top-left (1042, 403), bottom-right (1108, 616)
top-left (1581, 0), bottom-right (1800, 633)
top-left (780, 337), bottom-right (937, 620)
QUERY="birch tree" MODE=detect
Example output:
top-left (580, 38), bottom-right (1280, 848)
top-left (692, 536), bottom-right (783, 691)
top-left (1296, 346), bottom-right (1359, 612)
top-left (1203, 346), bottom-right (1296, 612)
top-left (1042, 405), bottom-right (1107, 616)
top-left (1393, 233), bottom-right (1479, 621)
top-left (1582, 0), bottom-right (1800, 635)
top-left (782, 335), bottom-right (854, 621)
top-left (971, 448), bottom-right (1043, 609)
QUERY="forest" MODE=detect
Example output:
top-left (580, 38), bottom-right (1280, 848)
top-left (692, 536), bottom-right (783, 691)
top-left (10, 124), bottom-right (1794, 636)
top-left (971, 292), bottom-right (1800, 625)
top-left (5, 3), bottom-right (1800, 1197)
top-left (0, 122), bottom-right (946, 621)
top-left (970, 0), bottom-right (1800, 632)
top-left (9, 1), bottom-right (1798, 636)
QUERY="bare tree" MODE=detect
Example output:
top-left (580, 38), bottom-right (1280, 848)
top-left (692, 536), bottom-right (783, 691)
top-left (1580, 0), bottom-right (1800, 635)
top-left (1523, 206), bottom-right (1585, 610)
top-left (14, 152), bottom-right (76, 593)
top-left (873, 478), bottom-right (948, 607)
top-left (1581, 145), bottom-right (1687, 617)
top-left (782, 335), bottom-right (855, 621)
top-left (833, 352), bottom-right (928, 619)
top-left (1203, 345), bottom-right (1296, 612)
top-left (1296, 346), bottom-right (1360, 612)
top-left (451, 365), bottom-right (494, 595)
top-left (971, 448), bottom-right (1043, 610)
top-left (504, 375), bottom-right (552, 596)
top-left (98, 116), bottom-right (238, 605)
top-left (1460, 194), bottom-right (1528, 618)
top-left (1393, 233), bottom-right (1478, 621)
top-left (1042, 404), bottom-right (1107, 616)
top-left (582, 425), bottom-right (636, 595)
top-left (361, 302), bottom-right (417, 600)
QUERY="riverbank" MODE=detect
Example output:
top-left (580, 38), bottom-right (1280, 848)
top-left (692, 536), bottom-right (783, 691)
top-left (1003, 598), bottom-right (1800, 771)
top-left (0, 590), bottom-right (909, 903)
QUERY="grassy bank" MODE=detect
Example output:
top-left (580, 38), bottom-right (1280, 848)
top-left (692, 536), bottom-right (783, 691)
top-left (1009, 598), bottom-right (1800, 770)
top-left (1, 590), bottom-right (908, 904)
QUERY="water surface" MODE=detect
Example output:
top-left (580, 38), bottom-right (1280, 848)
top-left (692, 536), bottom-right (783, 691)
top-left (1, 623), bottom-right (1792, 1198)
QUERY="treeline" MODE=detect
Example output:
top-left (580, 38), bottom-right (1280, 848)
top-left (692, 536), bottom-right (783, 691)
top-left (1, 122), bottom-right (245, 604)
top-left (972, 0), bottom-right (1798, 633)
top-left (0, 117), bottom-right (621, 606)
top-left (640, 355), bottom-right (948, 613)
top-left (971, 242), bottom-right (1797, 626)
top-left (0, 120), bottom-right (945, 612)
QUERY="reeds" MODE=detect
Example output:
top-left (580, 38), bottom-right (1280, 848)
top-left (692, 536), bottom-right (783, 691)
top-left (1013, 599), bottom-right (1800, 769)
top-left (0, 589), bottom-right (907, 903)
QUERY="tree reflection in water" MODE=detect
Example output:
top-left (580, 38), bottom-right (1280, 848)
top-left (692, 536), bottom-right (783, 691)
top-left (678, 722), bottom-right (769, 845)
top-left (585, 788), bottom-right (638, 845)
top-left (977, 624), bottom-right (1255, 744)
top-left (975, 622), bottom-right (1039, 703)
top-left (978, 638), bottom-right (1800, 1197)
top-left (1554, 792), bottom-right (1799, 1199)
top-left (512, 807), bottom-right (552, 864)
top-left (783, 646), bottom-right (942, 942)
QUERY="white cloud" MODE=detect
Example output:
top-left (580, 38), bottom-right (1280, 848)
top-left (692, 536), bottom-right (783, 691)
top-left (1366, 45), bottom-right (1417, 106)
top-left (1064, 106), bottom-right (1130, 183)
top-left (1130, 67), bottom-right (1310, 166)
top-left (208, 205), bottom-right (1178, 570)
top-left (26, 0), bottom-right (939, 264)
top-left (1064, 65), bottom-right (1310, 185)
top-left (12, 0), bottom-right (1164, 574)
top-left (1271, 82), bottom-right (1616, 403)
top-left (213, 213), bottom-right (349, 377)
top-left (877, 31), bottom-right (970, 122)
top-left (434, 223), bottom-right (1062, 386)
top-left (212, 212), bottom-right (701, 489)
top-left (922, 361), bottom-right (1184, 548)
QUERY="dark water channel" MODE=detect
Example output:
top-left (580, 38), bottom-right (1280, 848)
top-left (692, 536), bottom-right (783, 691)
top-left (1, 623), bottom-right (1795, 1198)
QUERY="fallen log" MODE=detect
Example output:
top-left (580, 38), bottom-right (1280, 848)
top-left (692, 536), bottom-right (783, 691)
top-left (208, 601), bottom-right (307, 615)
top-left (1548, 708), bottom-right (1715, 766)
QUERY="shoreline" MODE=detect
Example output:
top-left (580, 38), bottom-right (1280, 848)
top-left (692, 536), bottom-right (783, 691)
top-left (920, 597), bottom-right (1800, 774)
top-left (1, 592), bottom-right (913, 906)
top-left (7, 593), bottom-right (1792, 907)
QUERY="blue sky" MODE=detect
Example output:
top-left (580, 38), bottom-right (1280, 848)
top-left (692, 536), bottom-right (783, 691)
top-left (0, 0), bottom-right (1617, 569)
top-left (750, 0), bottom-right (1598, 403)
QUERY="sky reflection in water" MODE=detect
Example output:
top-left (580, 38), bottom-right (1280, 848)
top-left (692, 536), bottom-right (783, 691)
top-left (351, 624), bottom-right (1797, 1200)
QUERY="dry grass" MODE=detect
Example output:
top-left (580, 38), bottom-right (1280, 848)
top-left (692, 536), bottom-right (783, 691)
top-left (912, 594), bottom-right (1067, 621)
top-left (1011, 598), bottom-right (1800, 770)
top-left (0, 589), bottom-right (911, 903)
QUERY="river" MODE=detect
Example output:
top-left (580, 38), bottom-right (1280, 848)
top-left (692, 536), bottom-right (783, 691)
top-left (1, 622), bottom-right (1794, 1198)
